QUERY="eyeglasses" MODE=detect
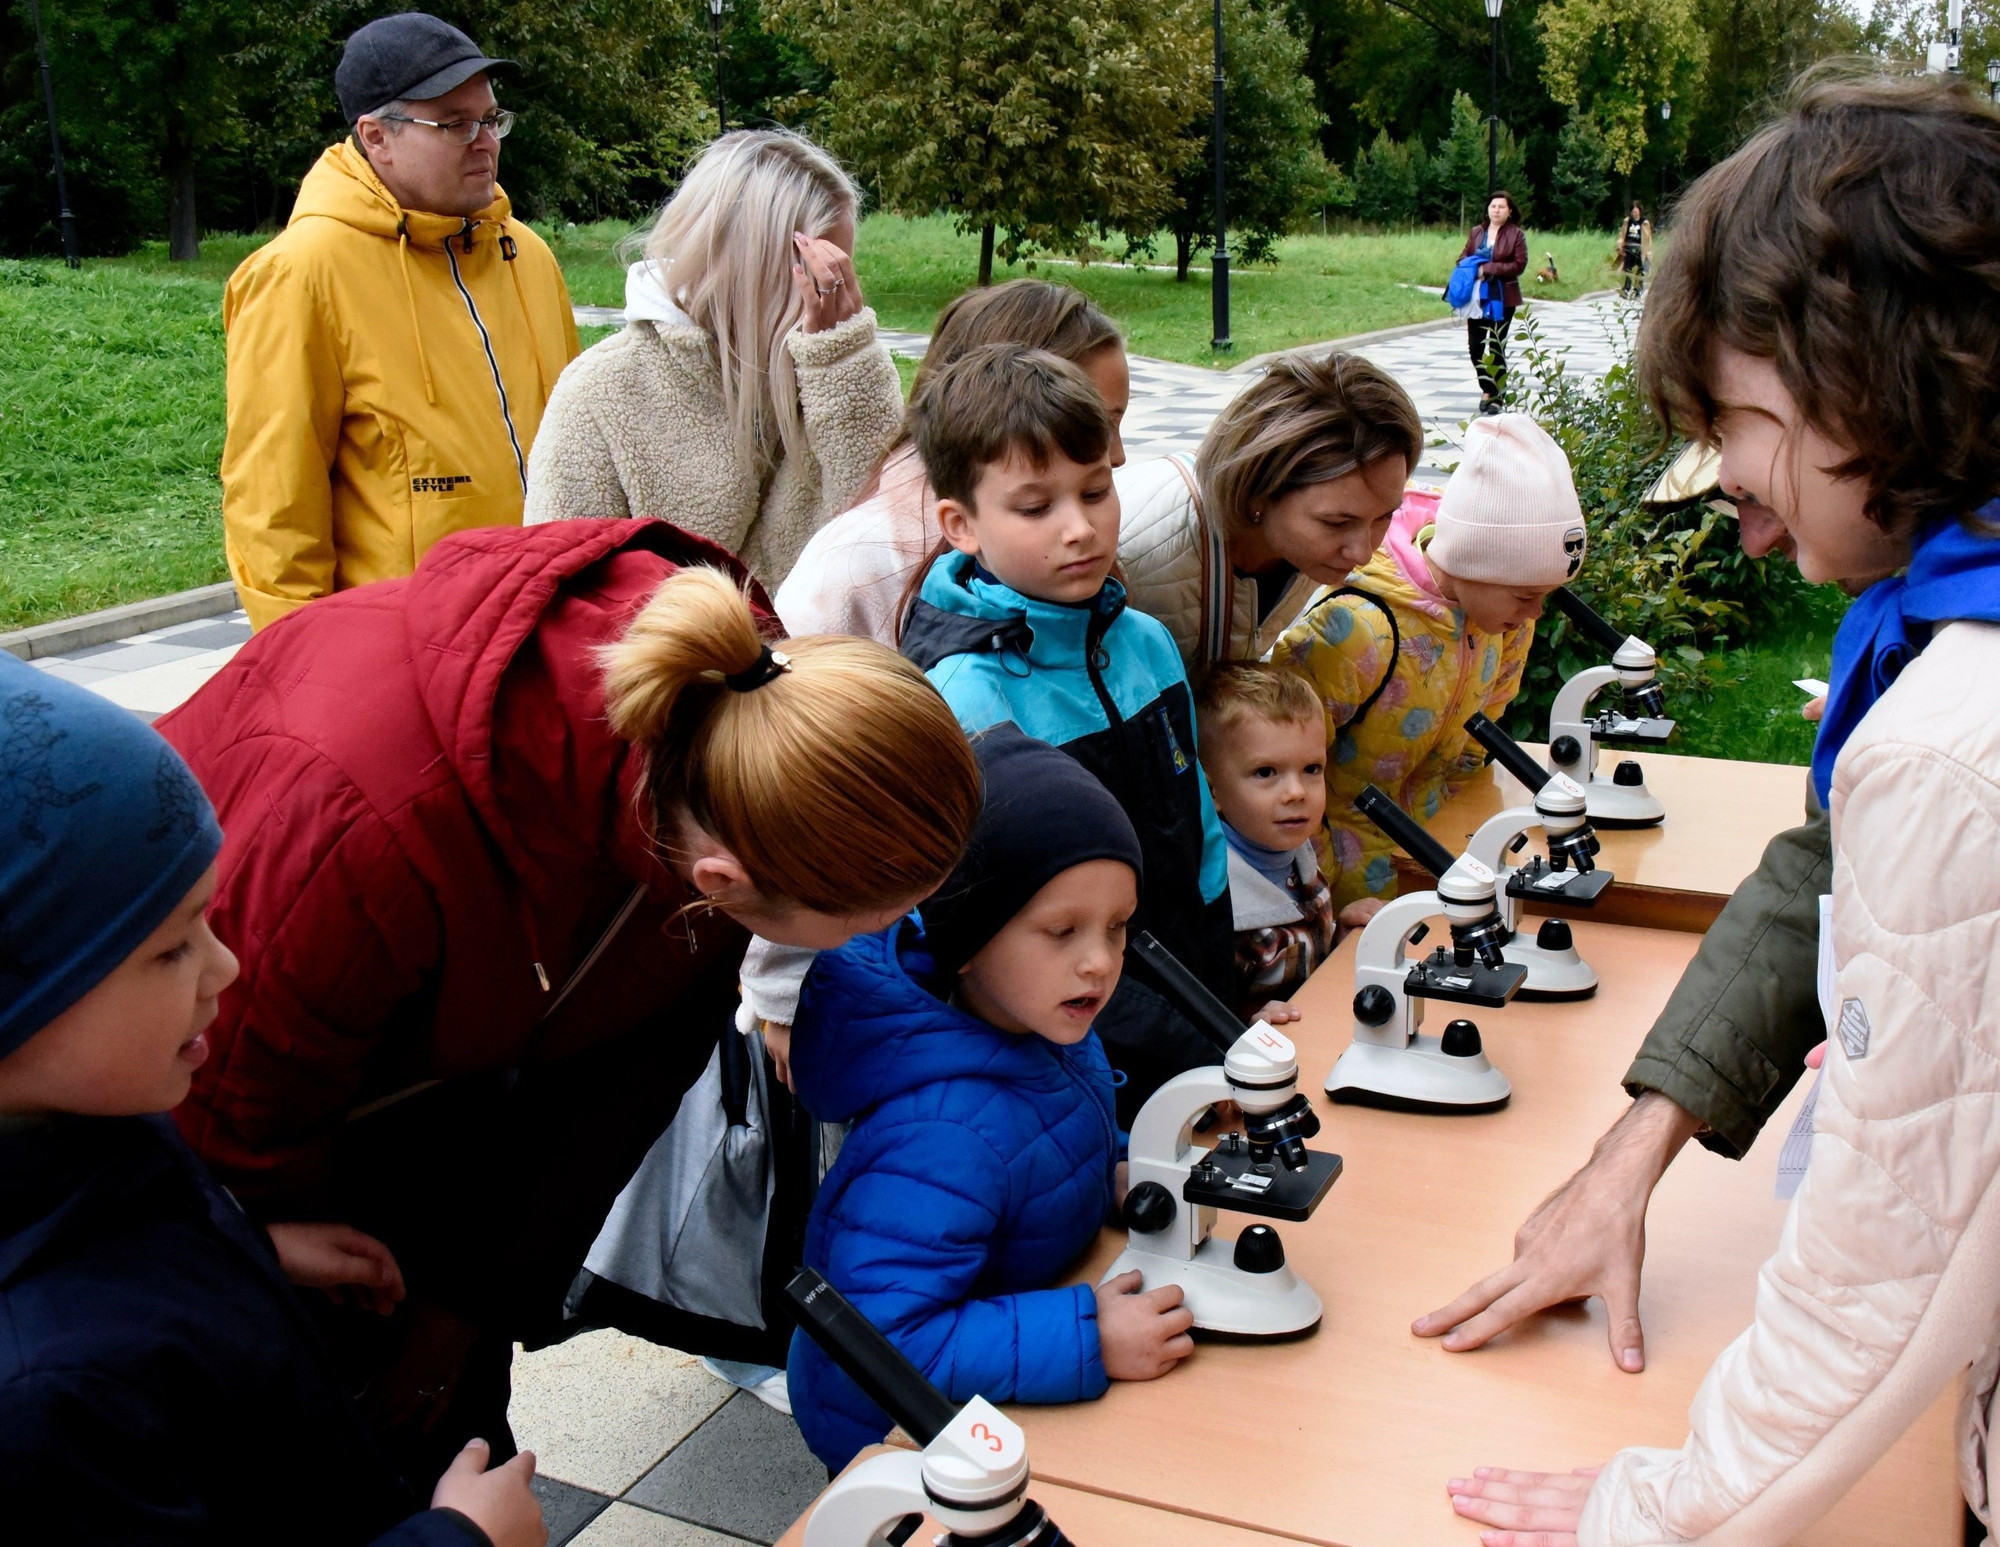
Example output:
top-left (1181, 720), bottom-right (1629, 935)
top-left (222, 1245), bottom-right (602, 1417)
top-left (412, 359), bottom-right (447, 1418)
top-left (378, 109), bottom-right (516, 144)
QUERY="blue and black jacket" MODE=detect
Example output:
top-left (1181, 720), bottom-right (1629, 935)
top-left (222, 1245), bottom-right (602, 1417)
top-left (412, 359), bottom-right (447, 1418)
top-left (902, 551), bottom-right (1235, 1115)
top-left (786, 919), bottom-right (1120, 1471)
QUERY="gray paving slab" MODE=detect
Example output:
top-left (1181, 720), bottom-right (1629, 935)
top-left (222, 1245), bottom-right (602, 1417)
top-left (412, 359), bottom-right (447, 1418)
top-left (534, 1474), bottom-right (615, 1546)
top-left (60, 638), bottom-right (210, 670)
top-left (144, 618), bottom-right (252, 652)
top-left (623, 1393), bottom-right (827, 1545)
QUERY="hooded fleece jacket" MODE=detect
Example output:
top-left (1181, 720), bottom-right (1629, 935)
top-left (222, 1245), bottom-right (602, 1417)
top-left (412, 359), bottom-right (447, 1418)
top-left (1579, 621), bottom-right (2000, 1546)
top-left (220, 141), bottom-right (579, 631)
top-left (787, 920), bottom-right (1119, 1471)
top-left (156, 520), bottom-right (753, 1298)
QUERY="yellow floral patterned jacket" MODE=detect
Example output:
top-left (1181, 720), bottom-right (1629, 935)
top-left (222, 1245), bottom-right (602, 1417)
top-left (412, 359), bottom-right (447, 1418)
top-left (1275, 491), bottom-right (1534, 907)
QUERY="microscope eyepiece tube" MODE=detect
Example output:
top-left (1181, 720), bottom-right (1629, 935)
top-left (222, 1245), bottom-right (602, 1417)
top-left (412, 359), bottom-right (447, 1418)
top-left (1125, 931), bottom-right (1244, 1054)
top-left (785, 1267), bottom-right (959, 1445)
top-left (1464, 713), bottom-right (1551, 792)
top-left (1551, 587), bottom-right (1632, 657)
top-left (1355, 785), bottom-right (1459, 880)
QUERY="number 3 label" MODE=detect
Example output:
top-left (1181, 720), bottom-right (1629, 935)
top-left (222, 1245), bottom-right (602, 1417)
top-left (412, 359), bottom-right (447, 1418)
top-left (969, 1422), bottom-right (1003, 1453)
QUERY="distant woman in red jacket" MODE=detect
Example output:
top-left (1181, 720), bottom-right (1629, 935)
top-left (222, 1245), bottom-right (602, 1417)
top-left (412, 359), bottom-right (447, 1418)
top-left (157, 517), bottom-right (980, 1488)
top-left (1460, 190), bottom-right (1529, 415)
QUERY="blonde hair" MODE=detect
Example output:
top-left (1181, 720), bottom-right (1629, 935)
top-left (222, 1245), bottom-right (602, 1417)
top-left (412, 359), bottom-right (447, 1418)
top-left (639, 130), bottom-right (860, 481)
top-left (1196, 352), bottom-right (1423, 539)
top-left (1195, 662), bottom-right (1322, 758)
top-left (601, 569), bottom-right (980, 914)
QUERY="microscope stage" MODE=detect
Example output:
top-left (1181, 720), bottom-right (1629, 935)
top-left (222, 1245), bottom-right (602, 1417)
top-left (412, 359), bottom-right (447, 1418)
top-left (1183, 1146), bottom-right (1344, 1222)
top-left (1403, 957), bottom-right (1529, 1008)
top-left (1592, 714), bottom-right (1676, 743)
top-left (1505, 865), bottom-right (1614, 905)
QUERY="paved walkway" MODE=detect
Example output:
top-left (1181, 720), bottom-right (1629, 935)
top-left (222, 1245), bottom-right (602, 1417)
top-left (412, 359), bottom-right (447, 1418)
top-left (19, 293), bottom-right (1635, 1545)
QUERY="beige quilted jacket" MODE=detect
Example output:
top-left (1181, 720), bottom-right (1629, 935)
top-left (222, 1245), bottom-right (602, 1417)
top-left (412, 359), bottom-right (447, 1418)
top-left (523, 303), bottom-right (902, 586)
top-left (1582, 619), bottom-right (2000, 1545)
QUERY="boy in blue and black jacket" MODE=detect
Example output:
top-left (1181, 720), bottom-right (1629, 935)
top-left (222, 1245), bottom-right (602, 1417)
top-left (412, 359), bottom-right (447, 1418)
top-left (900, 343), bottom-right (1236, 1117)
top-left (788, 727), bottom-right (1194, 1469)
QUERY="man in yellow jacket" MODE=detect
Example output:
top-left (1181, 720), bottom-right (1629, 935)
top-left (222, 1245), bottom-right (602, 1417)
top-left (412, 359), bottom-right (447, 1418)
top-left (221, 13), bottom-right (580, 630)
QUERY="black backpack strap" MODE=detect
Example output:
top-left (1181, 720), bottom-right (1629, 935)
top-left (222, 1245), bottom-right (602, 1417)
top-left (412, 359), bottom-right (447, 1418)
top-left (1322, 585), bottom-right (1400, 730)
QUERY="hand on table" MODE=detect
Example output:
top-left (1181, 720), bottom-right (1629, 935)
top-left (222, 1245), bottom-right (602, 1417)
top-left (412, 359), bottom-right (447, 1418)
top-left (432, 1438), bottom-right (547, 1547)
top-left (1335, 897), bottom-right (1384, 944)
top-left (1250, 999), bottom-right (1302, 1026)
top-left (1411, 1092), bottom-right (1702, 1372)
top-left (793, 232), bottom-right (862, 334)
top-left (1096, 1270), bottom-right (1195, 1380)
top-left (1447, 1464), bottom-right (1599, 1545)
top-left (267, 1221), bottom-right (406, 1315)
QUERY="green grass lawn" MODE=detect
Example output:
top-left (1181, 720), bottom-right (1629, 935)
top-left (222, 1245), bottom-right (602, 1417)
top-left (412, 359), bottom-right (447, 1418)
top-left (542, 214), bottom-right (1626, 367)
top-left (1670, 588), bottom-right (1846, 767)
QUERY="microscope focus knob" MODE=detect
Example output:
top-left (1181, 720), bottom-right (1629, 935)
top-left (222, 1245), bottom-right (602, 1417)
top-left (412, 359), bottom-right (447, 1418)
top-left (1353, 985), bottom-right (1397, 1026)
top-left (1122, 1181), bottom-right (1177, 1235)
top-left (1550, 735), bottom-right (1583, 767)
top-left (1535, 918), bottom-right (1574, 952)
top-left (1233, 1225), bottom-right (1287, 1275)
top-left (1613, 759), bottom-right (1645, 787)
top-left (1441, 1019), bottom-right (1484, 1058)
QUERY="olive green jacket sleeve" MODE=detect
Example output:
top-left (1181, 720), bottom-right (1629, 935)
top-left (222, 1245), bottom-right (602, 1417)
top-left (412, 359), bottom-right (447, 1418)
top-left (1621, 789), bottom-right (1830, 1160)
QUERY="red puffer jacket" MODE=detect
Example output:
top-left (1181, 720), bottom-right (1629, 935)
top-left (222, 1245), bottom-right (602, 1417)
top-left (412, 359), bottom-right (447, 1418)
top-left (159, 519), bottom-right (761, 1205)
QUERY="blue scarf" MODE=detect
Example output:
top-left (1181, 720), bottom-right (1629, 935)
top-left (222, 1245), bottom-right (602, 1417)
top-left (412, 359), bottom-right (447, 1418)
top-left (1813, 503), bottom-right (2000, 806)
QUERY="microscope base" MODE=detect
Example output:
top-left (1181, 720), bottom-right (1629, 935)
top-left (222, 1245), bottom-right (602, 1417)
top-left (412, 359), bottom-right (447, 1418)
top-left (1583, 775), bottom-right (1665, 829)
top-left (1503, 937), bottom-right (1600, 1001)
top-left (1104, 1234), bottom-right (1322, 1340)
top-left (1325, 1036), bottom-right (1512, 1111)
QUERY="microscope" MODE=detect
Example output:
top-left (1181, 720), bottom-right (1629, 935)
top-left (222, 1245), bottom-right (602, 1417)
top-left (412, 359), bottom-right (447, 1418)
top-left (1325, 785), bottom-right (1526, 1112)
top-left (1459, 711), bottom-right (1613, 1000)
top-left (788, 1267), bottom-right (1071, 1546)
top-left (1545, 586), bottom-right (1676, 828)
top-left (1106, 931), bottom-right (1344, 1340)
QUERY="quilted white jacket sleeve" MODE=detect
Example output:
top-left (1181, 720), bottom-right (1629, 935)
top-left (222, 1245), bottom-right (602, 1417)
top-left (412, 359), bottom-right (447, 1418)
top-left (1582, 620), bottom-right (2000, 1546)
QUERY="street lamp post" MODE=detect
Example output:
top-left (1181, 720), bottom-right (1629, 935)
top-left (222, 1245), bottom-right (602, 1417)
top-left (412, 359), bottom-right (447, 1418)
top-left (1484, 0), bottom-right (1503, 193)
top-left (1210, 0), bottom-right (1230, 352)
top-left (1659, 100), bottom-right (1671, 214)
top-left (1988, 57), bottom-right (1999, 102)
top-left (707, 0), bottom-right (728, 135)
top-left (27, 0), bottom-right (80, 269)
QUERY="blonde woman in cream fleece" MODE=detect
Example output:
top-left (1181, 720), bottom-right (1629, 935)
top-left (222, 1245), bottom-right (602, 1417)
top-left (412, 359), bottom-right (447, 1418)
top-left (1448, 70), bottom-right (2000, 1547)
top-left (525, 129), bottom-right (901, 585)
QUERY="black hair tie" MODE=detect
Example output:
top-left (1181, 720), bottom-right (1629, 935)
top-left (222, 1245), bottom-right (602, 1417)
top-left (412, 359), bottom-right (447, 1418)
top-left (724, 644), bottom-right (792, 693)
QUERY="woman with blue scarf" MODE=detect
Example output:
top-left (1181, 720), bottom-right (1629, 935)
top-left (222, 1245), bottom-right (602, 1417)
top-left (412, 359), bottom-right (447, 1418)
top-left (1446, 70), bottom-right (2000, 1547)
top-left (1454, 191), bottom-right (1527, 416)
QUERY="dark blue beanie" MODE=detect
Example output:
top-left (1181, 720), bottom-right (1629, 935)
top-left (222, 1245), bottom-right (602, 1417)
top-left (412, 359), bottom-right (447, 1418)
top-left (0, 654), bottom-right (223, 1056)
top-left (921, 723), bottom-right (1144, 978)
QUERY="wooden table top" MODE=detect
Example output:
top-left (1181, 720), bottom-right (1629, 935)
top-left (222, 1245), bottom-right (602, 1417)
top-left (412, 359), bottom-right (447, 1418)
top-left (1396, 747), bottom-right (1815, 932)
top-left (991, 921), bottom-right (1958, 1545)
top-left (773, 1459), bottom-right (1303, 1545)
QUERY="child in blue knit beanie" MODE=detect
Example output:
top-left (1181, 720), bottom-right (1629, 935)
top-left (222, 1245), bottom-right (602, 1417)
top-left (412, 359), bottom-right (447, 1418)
top-left (786, 724), bottom-right (1196, 1471)
top-left (0, 655), bottom-right (543, 1547)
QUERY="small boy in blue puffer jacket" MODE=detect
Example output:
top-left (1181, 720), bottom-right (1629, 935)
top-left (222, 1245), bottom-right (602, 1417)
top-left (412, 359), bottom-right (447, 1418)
top-left (787, 726), bottom-right (1196, 1470)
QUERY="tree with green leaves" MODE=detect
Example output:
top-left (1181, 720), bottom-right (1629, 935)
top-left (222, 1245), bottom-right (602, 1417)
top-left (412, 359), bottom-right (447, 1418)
top-left (1165, 0), bottom-right (1324, 280)
top-left (772, 0), bottom-right (1207, 283)
top-left (1550, 111), bottom-right (1610, 226)
top-left (1351, 127), bottom-right (1424, 226)
top-left (1426, 89), bottom-right (1527, 223)
top-left (1538, 0), bottom-right (1707, 176)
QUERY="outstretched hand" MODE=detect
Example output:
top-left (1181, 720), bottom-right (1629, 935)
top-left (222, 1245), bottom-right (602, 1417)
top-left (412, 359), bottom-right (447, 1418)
top-left (1096, 1269), bottom-right (1196, 1380)
top-left (267, 1221), bottom-right (406, 1315)
top-left (1411, 1093), bottom-right (1701, 1372)
top-left (1447, 1464), bottom-right (1598, 1545)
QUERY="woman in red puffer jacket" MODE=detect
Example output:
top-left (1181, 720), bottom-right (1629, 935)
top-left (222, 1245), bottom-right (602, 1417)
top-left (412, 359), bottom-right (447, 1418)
top-left (157, 517), bottom-right (979, 1490)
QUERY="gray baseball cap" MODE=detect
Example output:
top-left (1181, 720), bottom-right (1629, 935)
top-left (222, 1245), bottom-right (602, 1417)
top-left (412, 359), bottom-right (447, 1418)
top-left (336, 13), bottom-right (515, 123)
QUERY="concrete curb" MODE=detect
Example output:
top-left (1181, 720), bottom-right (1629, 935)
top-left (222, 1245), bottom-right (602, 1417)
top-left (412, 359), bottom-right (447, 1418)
top-left (1, 581), bottom-right (239, 661)
top-left (1228, 315), bottom-right (1461, 375)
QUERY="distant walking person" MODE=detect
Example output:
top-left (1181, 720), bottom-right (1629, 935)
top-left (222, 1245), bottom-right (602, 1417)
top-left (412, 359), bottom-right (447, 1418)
top-left (525, 130), bottom-right (902, 588)
top-left (220, 13), bottom-right (579, 631)
top-left (1458, 191), bottom-right (1527, 415)
top-left (1620, 199), bottom-right (1655, 298)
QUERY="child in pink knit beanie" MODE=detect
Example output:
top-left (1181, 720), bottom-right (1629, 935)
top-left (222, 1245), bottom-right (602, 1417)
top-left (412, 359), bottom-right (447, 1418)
top-left (1275, 413), bottom-right (1586, 907)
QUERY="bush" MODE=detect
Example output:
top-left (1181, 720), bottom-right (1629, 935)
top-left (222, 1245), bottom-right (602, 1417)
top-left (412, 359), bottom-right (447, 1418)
top-left (1498, 306), bottom-right (1818, 739)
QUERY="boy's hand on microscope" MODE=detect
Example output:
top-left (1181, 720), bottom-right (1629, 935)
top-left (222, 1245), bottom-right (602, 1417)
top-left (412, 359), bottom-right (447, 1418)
top-left (431, 1438), bottom-right (548, 1547)
top-left (266, 1221), bottom-right (406, 1315)
top-left (1097, 1270), bottom-right (1196, 1380)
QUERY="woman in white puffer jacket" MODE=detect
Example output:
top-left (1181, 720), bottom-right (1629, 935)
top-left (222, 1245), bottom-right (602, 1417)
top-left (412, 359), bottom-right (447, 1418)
top-left (1449, 68), bottom-right (2000, 1547)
